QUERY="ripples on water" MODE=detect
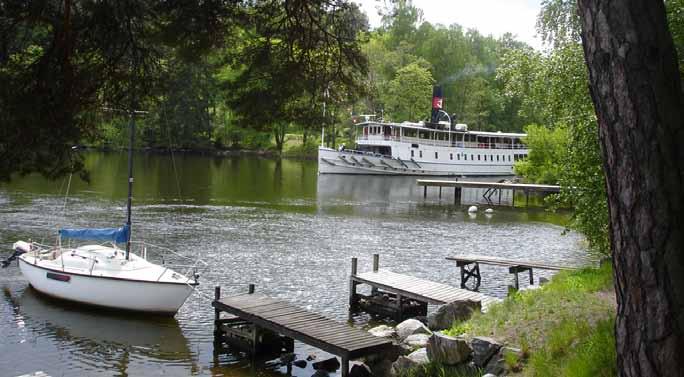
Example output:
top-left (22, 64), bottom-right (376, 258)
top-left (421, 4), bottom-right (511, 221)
top-left (0, 153), bottom-right (588, 377)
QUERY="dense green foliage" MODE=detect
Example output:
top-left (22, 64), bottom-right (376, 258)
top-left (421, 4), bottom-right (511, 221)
top-left (445, 263), bottom-right (615, 377)
top-left (514, 125), bottom-right (568, 184)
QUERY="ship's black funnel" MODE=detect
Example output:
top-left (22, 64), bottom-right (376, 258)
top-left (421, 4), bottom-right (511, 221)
top-left (430, 85), bottom-right (443, 124)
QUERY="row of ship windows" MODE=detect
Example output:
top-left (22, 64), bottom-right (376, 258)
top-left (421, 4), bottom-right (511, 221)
top-left (410, 150), bottom-right (528, 162)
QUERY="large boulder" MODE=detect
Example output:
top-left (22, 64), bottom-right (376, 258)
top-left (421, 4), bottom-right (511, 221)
top-left (395, 319), bottom-right (431, 341)
top-left (369, 325), bottom-right (397, 339)
top-left (403, 334), bottom-right (431, 349)
top-left (427, 332), bottom-right (472, 365)
top-left (390, 348), bottom-right (429, 376)
top-left (470, 336), bottom-right (502, 367)
top-left (349, 363), bottom-right (373, 377)
top-left (313, 357), bottom-right (341, 372)
top-left (428, 300), bottom-right (481, 331)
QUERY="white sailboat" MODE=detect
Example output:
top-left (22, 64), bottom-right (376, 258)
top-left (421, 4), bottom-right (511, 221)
top-left (3, 112), bottom-right (204, 315)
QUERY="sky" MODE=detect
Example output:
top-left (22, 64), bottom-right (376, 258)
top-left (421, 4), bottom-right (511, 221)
top-left (354, 0), bottom-right (544, 50)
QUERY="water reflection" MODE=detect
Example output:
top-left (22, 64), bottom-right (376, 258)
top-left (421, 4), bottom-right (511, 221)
top-left (2, 285), bottom-right (197, 376)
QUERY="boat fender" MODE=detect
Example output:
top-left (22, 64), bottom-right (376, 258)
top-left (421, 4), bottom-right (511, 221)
top-left (468, 205), bottom-right (478, 213)
top-left (484, 208), bottom-right (494, 214)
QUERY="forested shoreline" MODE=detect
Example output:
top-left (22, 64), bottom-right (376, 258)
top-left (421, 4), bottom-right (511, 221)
top-left (85, 1), bottom-right (538, 156)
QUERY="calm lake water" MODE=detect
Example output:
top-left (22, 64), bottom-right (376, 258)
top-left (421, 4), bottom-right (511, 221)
top-left (0, 152), bottom-right (588, 377)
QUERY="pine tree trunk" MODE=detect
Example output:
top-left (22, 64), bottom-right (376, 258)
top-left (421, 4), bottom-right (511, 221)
top-left (577, 1), bottom-right (684, 376)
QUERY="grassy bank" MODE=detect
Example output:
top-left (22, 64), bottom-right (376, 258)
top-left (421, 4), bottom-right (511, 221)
top-left (402, 263), bottom-right (616, 377)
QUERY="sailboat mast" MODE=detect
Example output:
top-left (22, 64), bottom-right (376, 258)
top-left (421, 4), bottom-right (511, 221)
top-left (125, 111), bottom-right (135, 260)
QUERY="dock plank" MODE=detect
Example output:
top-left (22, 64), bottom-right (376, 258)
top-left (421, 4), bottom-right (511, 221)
top-left (212, 294), bottom-right (392, 359)
top-left (446, 255), bottom-right (581, 270)
top-left (353, 269), bottom-right (500, 310)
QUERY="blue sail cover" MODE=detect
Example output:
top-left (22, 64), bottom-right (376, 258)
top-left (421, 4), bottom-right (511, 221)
top-left (59, 224), bottom-right (130, 243)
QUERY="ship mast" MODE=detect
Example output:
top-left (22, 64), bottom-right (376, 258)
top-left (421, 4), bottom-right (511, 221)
top-left (125, 110), bottom-right (135, 260)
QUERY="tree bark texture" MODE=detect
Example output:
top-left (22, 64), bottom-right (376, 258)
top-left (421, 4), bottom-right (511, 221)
top-left (577, 1), bottom-right (684, 376)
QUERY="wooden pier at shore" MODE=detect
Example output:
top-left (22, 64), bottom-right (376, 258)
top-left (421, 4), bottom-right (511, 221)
top-left (446, 254), bottom-right (582, 290)
top-left (417, 179), bottom-right (561, 206)
top-left (349, 254), bottom-right (500, 321)
top-left (212, 285), bottom-right (392, 377)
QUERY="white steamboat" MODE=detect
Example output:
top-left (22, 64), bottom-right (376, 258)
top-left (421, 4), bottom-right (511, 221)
top-left (318, 86), bottom-right (528, 176)
top-left (319, 120), bottom-right (528, 176)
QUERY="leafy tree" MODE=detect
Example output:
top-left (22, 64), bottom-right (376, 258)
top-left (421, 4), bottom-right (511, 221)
top-left (226, 0), bottom-right (368, 153)
top-left (0, 0), bottom-right (234, 181)
top-left (384, 61), bottom-right (434, 121)
top-left (514, 124), bottom-right (568, 184)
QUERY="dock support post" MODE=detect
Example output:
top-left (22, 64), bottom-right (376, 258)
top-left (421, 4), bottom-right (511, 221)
top-left (249, 284), bottom-right (255, 294)
top-left (512, 189), bottom-right (516, 207)
top-left (454, 187), bottom-right (461, 204)
top-left (396, 293), bottom-right (404, 322)
top-left (439, 186), bottom-right (442, 198)
top-left (514, 271), bottom-right (519, 290)
top-left (341, 356), bottom-right (349, 377)
top-left (529, 268), bottom-right (534, 285)
top-left (349, 258), bottom-right (359, 310)
top-left (498, 188), bottom-right (502, 205)
top-left (371, 254), bottom-right (379, 295)
top-left (423, 185), bottom-right (427, 198)
top-left (525, 191), bottom-right (530, 206)
top-left (214, 286), bottom-right (221, 321)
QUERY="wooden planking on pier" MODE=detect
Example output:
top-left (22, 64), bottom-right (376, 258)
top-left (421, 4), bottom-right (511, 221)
top-left (352, 269), bottom-right (500, 311)
top-left (446, 255), bottom-right (579, 271)
top-left (417, 179), bottom-right (561, 206)
top-left (446, 254), bottom-right (584, 290)
top-left (212, 293), bottom-right (392, 360)
top-left (417, 179), bottom-right (561, 193)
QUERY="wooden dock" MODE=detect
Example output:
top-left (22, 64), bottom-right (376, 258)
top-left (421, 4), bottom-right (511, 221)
top-left (212, 286), bottom-right (392, 377)
top-left (446, 254), bottom-right (582, 290)
top-left (416, 179), bottom-right (561, 206)
top-left (349, 254), bottom-right (500, 321)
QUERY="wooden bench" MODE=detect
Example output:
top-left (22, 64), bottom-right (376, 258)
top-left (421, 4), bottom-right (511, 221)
top-left (446, 255), bottom-right (580, 290)
top-left (212, 285), bottom-right (392, 377)
top-left (349, 254), bottom-right (500, 321)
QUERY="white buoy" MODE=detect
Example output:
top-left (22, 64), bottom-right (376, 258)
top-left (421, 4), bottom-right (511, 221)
top-left (485, 208), bottom-right (494, 214)
top-left (468, 205), bottom-right (478, 213)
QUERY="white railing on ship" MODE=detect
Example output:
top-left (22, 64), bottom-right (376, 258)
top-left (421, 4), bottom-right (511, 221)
top-left (357, 135), bottom-right (527, 149)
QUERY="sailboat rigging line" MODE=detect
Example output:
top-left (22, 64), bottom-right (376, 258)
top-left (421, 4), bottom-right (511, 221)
top-left (162, 103), bottom-right (183, 205)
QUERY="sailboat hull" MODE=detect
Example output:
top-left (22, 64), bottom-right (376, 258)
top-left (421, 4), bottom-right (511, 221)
top-left (19, 258), bottom-right (195, 315)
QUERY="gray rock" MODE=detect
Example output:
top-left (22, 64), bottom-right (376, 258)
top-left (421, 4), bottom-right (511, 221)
top-left (484, 346), bottom-right (523, 375)
top-left (313, 357), bottom-right (340, 372)
top-left (367, 358), bottom-right (393, 377)
top-left (539, 277), bottom-right (550, 285)
top-left (390, 349), bottom-right (429, 376)
top-left (427, 300), bottom-right (481, 330)
top-left (427, 332), bottom-right (472, 365)
top-left (470, 336), bottom-right (502, 367)
top-left (349, 363), bottom-right (373, 377)
top-left (403, 334), bottom-right (431, 348)
top-left (293, 360), bottom-right (307, 368)
top-left (369, 325), bottom-right (397, 339)
top-left (311, 370), bottom-right (329, 377)
top-left (406, 348), bottom-right (429, 364)
top-left (395, 319), bottom-right (431, 340)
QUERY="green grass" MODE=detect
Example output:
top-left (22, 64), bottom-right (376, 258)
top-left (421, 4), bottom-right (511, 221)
top-left (395, 362), bottom-right (483, 377)
top-left (443, 262), bottom-right (616, 377)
